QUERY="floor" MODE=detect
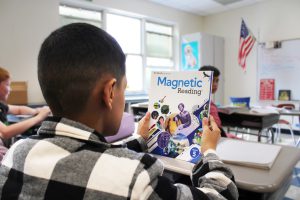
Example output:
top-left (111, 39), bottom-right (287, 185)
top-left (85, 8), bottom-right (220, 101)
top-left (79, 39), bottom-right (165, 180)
top-left (228, 128), bottom-right (300, 200)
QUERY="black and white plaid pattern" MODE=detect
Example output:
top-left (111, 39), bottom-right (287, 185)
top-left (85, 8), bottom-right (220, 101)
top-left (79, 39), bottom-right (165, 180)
top-left (0, 117), bottom-right (238, 199)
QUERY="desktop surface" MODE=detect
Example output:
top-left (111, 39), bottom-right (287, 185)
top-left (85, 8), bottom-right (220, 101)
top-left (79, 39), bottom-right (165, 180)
top-left (154, 138), bottom-right (300, 194)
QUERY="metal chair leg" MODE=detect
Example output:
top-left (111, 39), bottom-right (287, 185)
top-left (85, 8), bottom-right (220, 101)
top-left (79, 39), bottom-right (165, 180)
top-left (296, 138), bottom-right (300, 147)
top-left (287, 124), bottom-right (296, 145)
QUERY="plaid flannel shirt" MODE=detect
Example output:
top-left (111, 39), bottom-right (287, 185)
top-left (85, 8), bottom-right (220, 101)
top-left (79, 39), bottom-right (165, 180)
top-left (0, 117), bottom-right (238, 200)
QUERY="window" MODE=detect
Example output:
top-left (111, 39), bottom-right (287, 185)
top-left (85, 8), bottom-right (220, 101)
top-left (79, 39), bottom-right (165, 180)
top-left (146, 22), bottom-right (174, 67)
top-left (59, 3), bottom-right (175, 95)
top-left (59, 5), bottom-right (102, 28)
top-left (106, 13), bottom-right (143, 93)
top-left (145, 22), bottom-right (174, 91)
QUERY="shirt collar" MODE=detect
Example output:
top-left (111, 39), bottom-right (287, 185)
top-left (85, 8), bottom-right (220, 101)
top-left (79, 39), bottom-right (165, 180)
top-left (38, 116), bottom-right (110, 145)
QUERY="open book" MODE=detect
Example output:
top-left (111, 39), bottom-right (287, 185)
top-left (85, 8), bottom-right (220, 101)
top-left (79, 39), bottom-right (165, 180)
top-left (147, 71), bottom-right (213, 163)
top-left (216, 140), bottom-right (281, 169)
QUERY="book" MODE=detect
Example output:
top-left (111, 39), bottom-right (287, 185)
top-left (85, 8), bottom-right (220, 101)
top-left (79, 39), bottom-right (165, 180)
top-left (147, 71), bottom-right (213, 163)
top-left (216, 140), bottom-right (281, 170)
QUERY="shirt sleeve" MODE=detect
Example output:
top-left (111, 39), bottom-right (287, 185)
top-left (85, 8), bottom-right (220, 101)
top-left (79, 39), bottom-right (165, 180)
top-left (190, 150), bottom-right (239, 200)
top-left (136, 151), bottom-right (239, 200)
top-left (125, 136), bottom-right (148, 152)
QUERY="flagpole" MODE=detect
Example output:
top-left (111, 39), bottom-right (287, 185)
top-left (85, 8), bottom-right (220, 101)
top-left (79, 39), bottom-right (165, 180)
top-left (244, 16), bottom-right (246, 74)
top-left (256, 28), bottom-right (260, 103)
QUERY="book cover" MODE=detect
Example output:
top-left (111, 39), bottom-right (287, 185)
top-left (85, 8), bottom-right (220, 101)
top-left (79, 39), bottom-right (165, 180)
top-left (147, 71), bottom-right (213, 163)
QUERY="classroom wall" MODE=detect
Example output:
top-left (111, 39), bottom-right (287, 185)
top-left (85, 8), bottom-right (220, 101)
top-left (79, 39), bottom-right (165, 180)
top-left (0, 0), bottom-right (203, 104)
top-left (0, 0), bottom-right (59, 104)
top-left (203, 0), bottom-right (300, 105)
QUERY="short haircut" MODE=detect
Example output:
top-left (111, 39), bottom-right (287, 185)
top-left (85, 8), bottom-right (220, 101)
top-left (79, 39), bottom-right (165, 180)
top-left (38, 23), bottom-right (126, 116)
top-left (199, 65), bottom-right (220, 77)
top-left (0, 67), bottom-right (10, 82)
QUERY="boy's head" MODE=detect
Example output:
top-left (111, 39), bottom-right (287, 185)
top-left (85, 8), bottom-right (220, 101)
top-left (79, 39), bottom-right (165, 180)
top-left (38, 23), bottom-right (126, 135)
top-left (199, 65), bottom-right (220, 94)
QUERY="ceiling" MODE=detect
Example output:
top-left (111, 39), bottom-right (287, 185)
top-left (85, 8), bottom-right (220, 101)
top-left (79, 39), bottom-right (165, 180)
top-left (147, 0), bottom-right (265, 16)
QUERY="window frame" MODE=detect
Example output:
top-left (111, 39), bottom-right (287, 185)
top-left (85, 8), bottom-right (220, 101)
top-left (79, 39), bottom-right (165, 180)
top-left (59, 0), bottom-right (177, 95)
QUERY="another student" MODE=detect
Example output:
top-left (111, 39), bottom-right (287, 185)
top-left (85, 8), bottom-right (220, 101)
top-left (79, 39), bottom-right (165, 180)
top-left (0, 23), bottom-right (238, 199)
top-left (199, 65), bottom-right (230, 138)
top-left (199, 66), bottom-right (222, 125)
top-left (0, 67), bottom-right (50, 161)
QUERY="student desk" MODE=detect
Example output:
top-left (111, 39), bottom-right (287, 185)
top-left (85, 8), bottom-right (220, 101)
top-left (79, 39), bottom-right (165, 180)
top-left (5, 114), bottom-right (39, 147)
top-left (154, 138), bottom-right (300, 200)
top-left (279, 109), bottom-right (300, 117)
top-left (125, 95), bottom-right (148, 113)
top-left (218, 108), bottom-right (280, 143)
top-left (130, 102), bottom-right (148, 121)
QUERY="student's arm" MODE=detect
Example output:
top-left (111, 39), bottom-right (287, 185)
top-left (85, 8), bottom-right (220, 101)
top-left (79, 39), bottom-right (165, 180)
top-left (134, 117), bottom-right (238, 200)
top-left (136, 154), bottom-right (238, 200)
top-left (8, 105), bottom-right (38, 115)
top-left (0, 107), bottom-right (50, 139)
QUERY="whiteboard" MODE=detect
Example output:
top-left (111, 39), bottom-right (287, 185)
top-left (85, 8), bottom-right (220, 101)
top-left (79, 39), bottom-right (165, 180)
top-left (258, 39), bottom-right (300, 100)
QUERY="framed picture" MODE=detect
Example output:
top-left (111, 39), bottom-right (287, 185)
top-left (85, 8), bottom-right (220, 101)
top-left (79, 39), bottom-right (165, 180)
top-left (278, 90), bottom-right (291, 101)
top-left (181, 41), bottom-right (199, 71)
top-left (259, 79), bottom-right (275, 100)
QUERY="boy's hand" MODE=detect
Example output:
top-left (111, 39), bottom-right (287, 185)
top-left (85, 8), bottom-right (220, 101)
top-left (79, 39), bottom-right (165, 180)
top-left (137, 112), bottom-right (150, 140)
top-left (201, 116), bottom-right (221, 153)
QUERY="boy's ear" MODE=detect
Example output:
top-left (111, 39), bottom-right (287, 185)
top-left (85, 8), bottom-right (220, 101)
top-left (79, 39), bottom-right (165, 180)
top-left (102, 78), bottom-right (117, 110)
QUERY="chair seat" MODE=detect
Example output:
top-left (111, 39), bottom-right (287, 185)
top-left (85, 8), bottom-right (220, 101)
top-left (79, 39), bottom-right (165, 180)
top-left (278, 119), bottom-right (291, 125)
top-left (226, 133), bottom-right (241, 139)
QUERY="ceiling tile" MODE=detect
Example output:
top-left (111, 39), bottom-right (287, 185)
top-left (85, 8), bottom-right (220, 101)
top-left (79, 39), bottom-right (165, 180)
top-left (148, 0), bottom-right (265, 16)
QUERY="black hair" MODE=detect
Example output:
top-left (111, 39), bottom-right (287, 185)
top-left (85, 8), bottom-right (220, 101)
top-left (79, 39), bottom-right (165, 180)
top-left (199, 65), bottom-right (220, 77)
top-left (38, 23), bottom-right (126, 116)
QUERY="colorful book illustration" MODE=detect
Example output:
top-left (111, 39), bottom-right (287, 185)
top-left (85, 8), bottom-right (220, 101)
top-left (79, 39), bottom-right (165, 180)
top-left (147, 71), bottom-right (213, 163)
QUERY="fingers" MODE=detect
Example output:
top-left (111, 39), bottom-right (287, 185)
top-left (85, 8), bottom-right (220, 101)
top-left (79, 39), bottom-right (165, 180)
top-left (138, 112), bottom-right (151, 140)
top-left (140, 112), bottom-right (150, 124)
top-left (209, 116), bottom-right (218, 131)
top-left (202, 117), bottom-right (209, 126)
top-left (202, 117), bottom-right (210, 132)
top-left (145, 112), bottom-right (150, 120)
top-left (202, 116), bottom-right (219, 134)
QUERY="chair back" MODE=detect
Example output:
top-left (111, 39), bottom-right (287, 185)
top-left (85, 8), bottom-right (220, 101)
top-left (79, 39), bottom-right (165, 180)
top-left (230, 97), bottom-right (250, 108)
top-left (105, 112), bottom-right (135, 143)
top-left (276, 103), bottom-right (295, 110)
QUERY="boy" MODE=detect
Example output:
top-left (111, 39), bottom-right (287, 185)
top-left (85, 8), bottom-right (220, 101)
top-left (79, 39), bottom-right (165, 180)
top-left (0, 23), bottom-right (238, 199)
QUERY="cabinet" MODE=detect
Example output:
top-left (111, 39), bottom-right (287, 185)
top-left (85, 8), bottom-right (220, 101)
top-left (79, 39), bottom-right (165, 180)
top-left (181, 32), bottom-right (224, 105)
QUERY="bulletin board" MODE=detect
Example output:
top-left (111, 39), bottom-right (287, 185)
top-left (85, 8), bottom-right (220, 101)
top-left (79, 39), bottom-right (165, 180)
top-left (257, 39), bottom-right (300, 100)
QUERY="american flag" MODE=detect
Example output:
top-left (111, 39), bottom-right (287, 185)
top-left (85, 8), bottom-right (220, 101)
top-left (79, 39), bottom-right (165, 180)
top-left (238, 19), bottom-right (256, 71)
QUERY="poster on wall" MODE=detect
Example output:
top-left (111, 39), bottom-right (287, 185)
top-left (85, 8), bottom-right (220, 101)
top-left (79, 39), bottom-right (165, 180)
top-left (278, 90), bottom-right (291, 101)
top-left (181, 41), bottom-right (199, 71)
top-left (259, 79), bottom-right (275, 100)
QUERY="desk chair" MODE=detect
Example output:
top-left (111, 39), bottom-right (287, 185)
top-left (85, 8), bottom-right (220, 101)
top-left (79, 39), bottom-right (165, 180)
top-left (229, 97), bottom-right (251, 137)
top-left (230, 97), bottom-right (250, 108)
top-left (105, 112), bottom-right (135, 143)
top-left (274, 104), bottom-right (296, 145)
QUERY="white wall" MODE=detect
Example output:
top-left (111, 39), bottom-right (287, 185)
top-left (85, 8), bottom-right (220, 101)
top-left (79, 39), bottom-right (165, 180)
top-left (0, 0), bottom-right (60, 104)
top-left (203, 0), bottom-right (300, 105)
top-left (0, 0), bottom-right (203, 104)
